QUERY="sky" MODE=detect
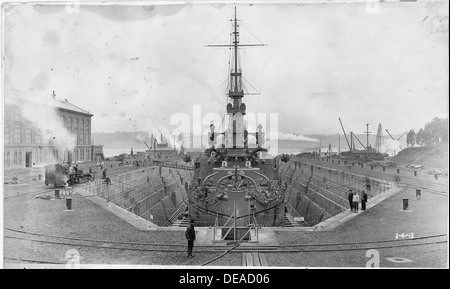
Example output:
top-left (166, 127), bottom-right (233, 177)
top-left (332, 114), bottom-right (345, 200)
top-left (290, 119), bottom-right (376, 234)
top-left (2, 1), bottom-right (449, 138)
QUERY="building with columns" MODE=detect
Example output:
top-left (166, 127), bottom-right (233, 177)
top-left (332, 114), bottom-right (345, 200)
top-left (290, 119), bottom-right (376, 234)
top-left (3, 91), bottom-right (104, 169)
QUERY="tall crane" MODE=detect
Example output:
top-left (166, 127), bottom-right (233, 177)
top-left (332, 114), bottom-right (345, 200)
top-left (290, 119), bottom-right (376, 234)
top-left (338, 118), bottom-right (351, 151)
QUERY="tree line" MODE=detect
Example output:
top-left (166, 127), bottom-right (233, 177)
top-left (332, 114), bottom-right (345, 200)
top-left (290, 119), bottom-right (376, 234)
top-left (406, 117), bottom-right (449, 147)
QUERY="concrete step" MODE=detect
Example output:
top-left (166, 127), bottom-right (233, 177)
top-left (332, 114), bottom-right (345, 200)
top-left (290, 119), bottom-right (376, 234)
top-left (283, 212), bottom-right (302, 227)
top-left (172, 217), bottom-right (190, 227)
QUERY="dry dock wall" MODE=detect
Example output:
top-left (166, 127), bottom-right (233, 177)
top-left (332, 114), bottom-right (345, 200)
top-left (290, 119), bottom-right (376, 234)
top-left (278, 159), bottom-right (395, 226)
top-left (81, 165), bottom-right (193, 226)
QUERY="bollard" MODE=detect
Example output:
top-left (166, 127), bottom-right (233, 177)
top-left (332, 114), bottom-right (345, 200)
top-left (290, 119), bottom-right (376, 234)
top-left (402, 199), bottom-right (409, 211)
top-left (397, 168), bottom-right (400, 174)
top-left (55, 189), bottom-right (60, 199)
top-left (416, 189), bottom-right (421, 200)
top-left (414, 171), bottom-right (417, 177)
top-left (383, 167), bottom-right (385, 172)
top-left (371, 165), bottom-right (373, 170)
top-left (66, 197), bottom-right (72, 210)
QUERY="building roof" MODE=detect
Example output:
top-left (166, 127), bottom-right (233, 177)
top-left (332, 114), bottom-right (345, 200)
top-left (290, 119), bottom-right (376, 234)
top-left (49, 97), bottom-right (93, 116)
top-left (6, 90), bottom-right (93, 116)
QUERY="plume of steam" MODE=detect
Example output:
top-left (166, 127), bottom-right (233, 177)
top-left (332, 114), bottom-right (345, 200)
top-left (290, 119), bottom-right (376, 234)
top-left (380, 138), bottom-right (402, 155)
top-left (274, 132), bottom-right (319, 142)
top-left (135, 133), bottom-right (143, 141)
top-left (7, 90), bottom-right (77, 158)
top-left (144, 118), bottom-right (176, 149)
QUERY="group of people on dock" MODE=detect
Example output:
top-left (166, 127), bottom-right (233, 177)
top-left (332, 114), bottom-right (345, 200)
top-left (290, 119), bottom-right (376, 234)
top-left (347, 189), bottom-right (368, 213)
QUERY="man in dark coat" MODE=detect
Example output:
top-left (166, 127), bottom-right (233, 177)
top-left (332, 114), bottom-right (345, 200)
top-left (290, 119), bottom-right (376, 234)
top-left (185, 220), bottom-right (196, 258)
top-left (361, 189), bottom-right (368, 210)
top-left (348, 189), bottom-right (354, 212)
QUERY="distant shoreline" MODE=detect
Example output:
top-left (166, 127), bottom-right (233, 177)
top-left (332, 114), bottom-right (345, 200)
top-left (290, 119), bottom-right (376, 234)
top-left (102, 147), bottom-right (315, 158)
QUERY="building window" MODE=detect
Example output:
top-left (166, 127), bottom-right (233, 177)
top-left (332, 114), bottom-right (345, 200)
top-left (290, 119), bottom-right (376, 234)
top-left (25, 128), bottom-right (32, 144)
top-left (14, 152), bottom-right (17, 165)
top-left (80, 120), bottom-right (84, 145)
top-left (35, 131), bottom-right (41, 144)
top-left (14, 110), bottom-right (21, 122)
top-left (4, 127), bottom-right (10, 144)
top-left (6, 152), bottom-right (10, 166)
top-left (68, 117), bottom-right (72, 132)
top-left (74, 119), bottom-right (78, 143)
top-left (14, 126), bottom-right (21, 144)
top-left (5, 110), bottom-right (10, 124)
top-left (19, 152), bottom-right (22, 165)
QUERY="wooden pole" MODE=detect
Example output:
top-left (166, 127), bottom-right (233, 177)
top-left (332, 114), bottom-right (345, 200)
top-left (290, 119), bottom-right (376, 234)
top-left (234, 201), bottom-right (237, 243)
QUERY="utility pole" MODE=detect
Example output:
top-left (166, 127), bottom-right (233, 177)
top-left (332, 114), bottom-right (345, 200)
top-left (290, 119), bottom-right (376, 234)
top-left (365, 124), bottom-right (371, 150)
top-left (338, 135), bottom-right (341, 154)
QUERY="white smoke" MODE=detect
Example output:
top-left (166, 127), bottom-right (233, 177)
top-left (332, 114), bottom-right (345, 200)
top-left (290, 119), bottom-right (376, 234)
top-left (135, 133), bottom-right (143, 141)
top-left (275, 132), bottom-right (319, 142)
top-left (380, 138), bottom-right (402, 155)
top-left (144, 118), bottom-right (176, 149)
top-left (6, 90), bottom-right (77, 159)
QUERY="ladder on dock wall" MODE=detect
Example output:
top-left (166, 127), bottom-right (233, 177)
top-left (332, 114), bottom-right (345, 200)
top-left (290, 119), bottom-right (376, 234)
top-left (164, 202), bottom-right (189, 227)
top-left (284, 202), bottom-right (309, 227)
top-left (171, 216), bottom-right (191, 227)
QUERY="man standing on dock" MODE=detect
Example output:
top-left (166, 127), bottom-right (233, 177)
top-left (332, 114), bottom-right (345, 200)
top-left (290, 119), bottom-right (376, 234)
top-left (185, 220), bottom-right (196, 258)
top-left (361, 190), bottom-right (368, 211)
top-left (348, 189), bottom-right (354, 212)
top-left (353, 191), bottom-right (360, 213)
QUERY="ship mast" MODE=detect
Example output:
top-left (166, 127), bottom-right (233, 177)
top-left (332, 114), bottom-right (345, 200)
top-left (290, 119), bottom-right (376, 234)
top-left (207, 7), bottom-right (265, 149)
top-left (230, 6), bottom-right (244, 115)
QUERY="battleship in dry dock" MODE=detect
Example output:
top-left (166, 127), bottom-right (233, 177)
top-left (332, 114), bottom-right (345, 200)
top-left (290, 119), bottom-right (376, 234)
top-left (187, 9), bottom-right (287, 227)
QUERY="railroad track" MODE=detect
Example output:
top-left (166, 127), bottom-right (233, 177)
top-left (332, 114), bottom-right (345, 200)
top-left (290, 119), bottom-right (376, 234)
top-left (399, 183), bottom-right (448, 197)
top-left (4, 228), bottom-right (447, 265)
top-left (3, 187), bottom-right (58, 200)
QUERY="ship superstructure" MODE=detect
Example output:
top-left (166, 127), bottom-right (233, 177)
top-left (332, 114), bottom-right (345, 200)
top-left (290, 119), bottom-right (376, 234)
top-left (187, 8), bottom-right (286, 227)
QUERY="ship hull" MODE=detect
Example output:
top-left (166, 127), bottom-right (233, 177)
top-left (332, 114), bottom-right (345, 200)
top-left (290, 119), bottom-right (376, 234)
top-left (188, 163), bottom-right (286, 227)
top-left (188, 195), bottom-right (285, 227)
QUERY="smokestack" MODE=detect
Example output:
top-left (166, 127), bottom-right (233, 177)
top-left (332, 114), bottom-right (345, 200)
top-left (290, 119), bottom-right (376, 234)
top-left (151, 134), bottom-right (154, 149)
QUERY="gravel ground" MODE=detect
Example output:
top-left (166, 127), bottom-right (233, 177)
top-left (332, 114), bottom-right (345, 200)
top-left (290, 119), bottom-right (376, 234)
top-left (266, 242), bottom-right (447, 268)
top-left (3, 184), bottom-right (244, 267)
top-left (272, 186), bottom-right (448, 267)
